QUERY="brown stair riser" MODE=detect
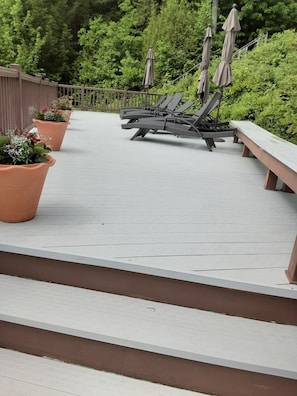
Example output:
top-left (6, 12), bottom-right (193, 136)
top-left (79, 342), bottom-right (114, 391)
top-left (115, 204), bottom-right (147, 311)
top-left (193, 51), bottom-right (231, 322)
top-left (0, 320), bottom-right (296, 396)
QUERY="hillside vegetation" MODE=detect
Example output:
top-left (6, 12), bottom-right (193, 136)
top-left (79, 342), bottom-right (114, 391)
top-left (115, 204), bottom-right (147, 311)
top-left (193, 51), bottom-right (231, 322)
top-left (212, 30), bottom-right (297, 144)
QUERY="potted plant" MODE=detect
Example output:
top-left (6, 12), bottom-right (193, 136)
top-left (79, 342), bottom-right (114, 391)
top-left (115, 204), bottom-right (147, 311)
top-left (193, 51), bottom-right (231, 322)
top-left (51, 96), bottom-right (73, 122)
top-left (0, 129), bottom-right (55, 222)
top-left (30, 106), bottom-right (69, 151)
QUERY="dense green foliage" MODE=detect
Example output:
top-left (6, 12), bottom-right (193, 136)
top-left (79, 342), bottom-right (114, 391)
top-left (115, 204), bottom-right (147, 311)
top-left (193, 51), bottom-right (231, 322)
top-left (76, 0), bottom-right (211, 89)
top-left (0, 0), bottom-right (121, 81)
top-left (216, 30), bottom-right (297, 144)
top-left (237, 0), bottom-right (297, 46)
top-left (0, 0), bottom-right (297, 142)
top-left (1, 0), bottom-right (297, 85)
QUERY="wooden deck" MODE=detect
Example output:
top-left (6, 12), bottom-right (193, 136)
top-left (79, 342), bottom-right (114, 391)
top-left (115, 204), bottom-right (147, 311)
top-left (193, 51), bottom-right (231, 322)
top-left (1, 110), bottom-right (296, 294)
top-left (0, 110), bottom-right (297, 395)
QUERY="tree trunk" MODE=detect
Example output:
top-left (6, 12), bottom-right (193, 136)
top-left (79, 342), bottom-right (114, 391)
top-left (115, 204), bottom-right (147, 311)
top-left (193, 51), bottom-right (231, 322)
top-left (212, 0), bottom-right (218, 34)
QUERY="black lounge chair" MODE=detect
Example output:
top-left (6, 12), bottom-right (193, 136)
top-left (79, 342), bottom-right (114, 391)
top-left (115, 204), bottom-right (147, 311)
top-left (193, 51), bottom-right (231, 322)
top-left (124, 100), bottom-right (195, 125)
top-left (120, 95), bottom-right (173, 119)
top-left (122, 92), bottom-right (220, 127)
top-left (120, 93), bottom-right (184, 121)
top-left (120, 95), bottom-right (167, 118)
top-left (121, 92), bottom-right (236, 151)
top-left (136, 91), bottom-right (222, 125)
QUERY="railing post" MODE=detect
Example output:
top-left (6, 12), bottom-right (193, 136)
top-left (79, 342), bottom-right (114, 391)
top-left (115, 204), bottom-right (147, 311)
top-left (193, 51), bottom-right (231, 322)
top-left (10, 64), bottom-right (23, 130)
top-left (34, 74), bottom-right (42, 109)
top-left (44, 78), bottom-right (50, 106)
top-left (124, 90), bottom-right (128, 106)
top-left (81, 85), bottom-right (85, 110)
top-left (286, 236), bottom-right (297, 284)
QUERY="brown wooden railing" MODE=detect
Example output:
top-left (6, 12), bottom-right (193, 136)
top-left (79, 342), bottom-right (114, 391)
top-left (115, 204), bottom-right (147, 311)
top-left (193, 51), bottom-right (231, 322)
top-left (0, 64), bottom-right (163, 132)
top-left (57, 84), bottom-right (162, 113)
top-left (0, 64), bottom-right (58, 132)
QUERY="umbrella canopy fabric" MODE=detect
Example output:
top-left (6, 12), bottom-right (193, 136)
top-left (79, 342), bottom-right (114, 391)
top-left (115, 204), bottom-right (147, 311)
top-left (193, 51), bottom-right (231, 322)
top-left (198, 25), bottom-right (212, 103)
top-left (212, 4), bottom-right (241, 88)
top-left (142, 48), bottom-right (154, 90)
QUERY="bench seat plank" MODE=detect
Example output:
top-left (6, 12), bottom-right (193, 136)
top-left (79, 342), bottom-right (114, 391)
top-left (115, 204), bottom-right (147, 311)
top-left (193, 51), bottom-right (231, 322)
top-left (231, 120), bottom-right (297, 193)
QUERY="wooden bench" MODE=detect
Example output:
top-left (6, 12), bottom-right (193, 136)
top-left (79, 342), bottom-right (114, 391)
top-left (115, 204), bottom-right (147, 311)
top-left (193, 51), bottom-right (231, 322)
top-left (231, 120), bottom-right (297, 284)
top-left (231, 120), bottom-right (297, 193)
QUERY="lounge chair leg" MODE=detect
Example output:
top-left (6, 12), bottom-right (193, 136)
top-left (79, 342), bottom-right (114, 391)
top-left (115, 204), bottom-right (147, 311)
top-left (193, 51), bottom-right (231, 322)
top-left (205, 138), bottom-right (215, 151)
top-left (130, 128), bottom-right (148, 140)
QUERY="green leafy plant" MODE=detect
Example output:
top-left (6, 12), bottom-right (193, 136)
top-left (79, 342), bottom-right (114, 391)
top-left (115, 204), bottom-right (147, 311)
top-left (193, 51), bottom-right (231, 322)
top-left (30, 106), bottom-right (67, 122)
top-left (0, 129), bottom-right (51, 165)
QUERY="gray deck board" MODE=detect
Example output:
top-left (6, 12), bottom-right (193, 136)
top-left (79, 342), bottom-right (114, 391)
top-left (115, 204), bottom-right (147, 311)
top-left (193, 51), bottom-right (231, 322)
top-left (0, 348), bottom-right (205, 396)
top-left (0, 111), bottom-right (296, 297)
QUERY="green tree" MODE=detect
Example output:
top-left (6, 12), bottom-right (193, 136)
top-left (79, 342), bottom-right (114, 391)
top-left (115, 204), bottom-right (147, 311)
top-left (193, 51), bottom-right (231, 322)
top-left (0, 0), bottom-right (45, 73)
top-left (240, 0), bottom-right (297, 41)
top-left (0, 0), bottom-right (73, 81)
top-left (216, 1), bottom-right (297, 47)
top-left (143, 0), bottom-right (211, 86)
top-left (24, 0), bottom-right (73, 81)
top-left (0, 0), bottom-right (18, 67)
top-left (76, 0), bottom-right (145, 89)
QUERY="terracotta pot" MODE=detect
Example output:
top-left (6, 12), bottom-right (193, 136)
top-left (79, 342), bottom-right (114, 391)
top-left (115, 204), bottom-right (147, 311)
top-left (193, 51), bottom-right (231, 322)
top-left (0, 155), bottom-right (56, 223)
top-left (33, 118), bottom-right (69, 151)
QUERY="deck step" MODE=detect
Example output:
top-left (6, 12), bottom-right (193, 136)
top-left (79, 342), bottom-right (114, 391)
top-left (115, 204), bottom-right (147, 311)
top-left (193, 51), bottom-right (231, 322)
top-left (0, 275), bottom-right (296, 396)
top-left (0, 348), bottom-right (208, 396)
top-left (1, 246), bottom-right (297, 325)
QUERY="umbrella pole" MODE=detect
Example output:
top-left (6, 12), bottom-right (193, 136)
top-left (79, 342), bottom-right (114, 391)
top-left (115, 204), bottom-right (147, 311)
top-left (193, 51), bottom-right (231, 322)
top-left (214, 88), bottom-right (225, 142)
top-left (214, 88), bottom-right (223, 128)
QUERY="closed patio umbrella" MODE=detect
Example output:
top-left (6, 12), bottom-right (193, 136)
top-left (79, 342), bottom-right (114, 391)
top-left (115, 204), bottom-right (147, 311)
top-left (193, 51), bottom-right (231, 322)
top-left (198, 25), bottom-right (212, 103)
top-left (212, 3), bottom-right (241, 89)
top-left (212, 4), bottom-right (240, 141)
top-left (142, 48), bottom-right (155, 90)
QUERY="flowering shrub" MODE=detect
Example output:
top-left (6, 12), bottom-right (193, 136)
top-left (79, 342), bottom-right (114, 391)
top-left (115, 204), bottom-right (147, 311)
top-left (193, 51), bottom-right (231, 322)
top-left (51, 96), bottom-right (73, 111)
top-left (30, 106), bottom-right (67, 122)
top-left (0, 129), bottom-right (51, 165)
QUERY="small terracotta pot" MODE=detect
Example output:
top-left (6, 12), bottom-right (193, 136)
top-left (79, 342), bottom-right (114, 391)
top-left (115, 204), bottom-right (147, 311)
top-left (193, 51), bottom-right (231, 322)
top-left (33, 119), bottom-right (69, 151)
top-left (0, 156), bottom-right (56, 222)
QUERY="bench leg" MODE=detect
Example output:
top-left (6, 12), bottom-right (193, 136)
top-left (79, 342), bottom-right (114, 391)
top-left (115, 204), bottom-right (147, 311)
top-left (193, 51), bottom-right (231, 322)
top-left (281, 183), bottom-right (294, 193)
top-left (286, 237), bottom-right (297, 284)
top-left (242, 144), bottom-right (250, 157)
top-left (264, 169), bottom-right (278, 190)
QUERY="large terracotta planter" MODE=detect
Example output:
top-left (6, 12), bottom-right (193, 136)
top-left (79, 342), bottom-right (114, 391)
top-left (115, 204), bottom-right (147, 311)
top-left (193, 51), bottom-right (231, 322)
top-left (33, 119), bottom-right (69, 151)
top-left (0, 156), bottom-right (56, 223)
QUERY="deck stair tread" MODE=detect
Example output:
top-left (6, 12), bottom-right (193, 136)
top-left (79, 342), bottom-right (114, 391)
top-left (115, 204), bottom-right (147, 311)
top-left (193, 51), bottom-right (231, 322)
top-left (1, 275), bottom-right (296, 380)
top-left (1, 244), bottom-right (297, 300)
top-left (0, 348), bottom-right (207, 396)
